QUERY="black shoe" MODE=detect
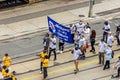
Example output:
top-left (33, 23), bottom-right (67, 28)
top-left (90, 50), bottom-right (92, 52)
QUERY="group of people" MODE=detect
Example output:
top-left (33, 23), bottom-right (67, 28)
top-left (0, 53), bottom-right (17, 80)
top-left (39, 20), bottom-right (120, 78)
top-left (70, 20), bottom-right (120, 76)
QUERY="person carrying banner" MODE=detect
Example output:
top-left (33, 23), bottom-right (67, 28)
top-left (70, 24), bottom-right (77, 43)
top-left (48, 34), bottom-right (57, 61)
top-left (58, 39), bottom-right (65, 53)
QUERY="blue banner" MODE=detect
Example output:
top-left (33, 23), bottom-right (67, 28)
top-left (47, 16), bottom-right (73, 43)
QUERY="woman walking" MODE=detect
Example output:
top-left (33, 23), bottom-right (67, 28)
top-left (90, 30), bottom-right (96, 53)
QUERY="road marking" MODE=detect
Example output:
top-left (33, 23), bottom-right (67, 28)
top-left (21, 54), bottom-right (120, 80)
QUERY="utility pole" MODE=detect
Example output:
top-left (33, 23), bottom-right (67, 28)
top-left (88, 0), bottom-right (94, 17)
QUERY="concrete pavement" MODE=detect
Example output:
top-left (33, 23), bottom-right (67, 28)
top-left (0, 0), bottom-right (120, 41)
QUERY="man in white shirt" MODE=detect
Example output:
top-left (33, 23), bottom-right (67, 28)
top-left (107, 32), bottom-right (114, 47)
top-left (76, 20), bottom-right (85, 35)
top-left (48, 34), bottom-right (57, 61)
top-left (103, 21), bottom-right (110, 42)
top-left (98, 39), bottom-right (107, 65)
top-left (71, 45), bottom-right (82, 74)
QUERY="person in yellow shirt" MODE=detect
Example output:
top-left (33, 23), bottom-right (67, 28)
top-left (3, 69), bottom-right (11, 80)
top-left (37, 50), bottom-right (47, 73)
top-left (1, 66), bottom-right (7, 78)
top-left (2, 53), bottom-right (12, 68)
top-left (42, 55), bottom-right (49, 80)
top-left (11, 71), bottom-right (17, 80)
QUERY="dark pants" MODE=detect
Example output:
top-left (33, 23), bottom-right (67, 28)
top-left (43, 67), bottom-right (48, 79)
top-left (103, 60), bottom-right (110, 70)
top-left (48, 48), bottom-right (56, 60)
top-left (59, 43), bottom-right (64, 51)
top-left (40, 62), bottom-right (43, 71)
top-left (90, 40), bottom-right (95, 52)
top-left (71, 33), bottom-right (75, 43)
top-left (117, 36), bottom-right (120, 45)
top-left (103, 32), bottom-right (108, 43)
top-left (117, 67), bottom-right (120, 77)
top-left (99, 52), bottom-right (105, 65)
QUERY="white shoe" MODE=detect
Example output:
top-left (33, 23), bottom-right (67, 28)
top-left (40, 71), bottom-right (42, 74)
top-left (57, 50), bottom-right (60, 53)
top-left (60, 51), bottom-right (63, 53)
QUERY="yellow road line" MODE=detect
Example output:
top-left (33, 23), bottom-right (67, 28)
top-left (21, 54), bottom-right (120, 80)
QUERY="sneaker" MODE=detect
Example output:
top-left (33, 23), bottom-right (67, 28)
top-left (60, 51), bottom-right (63, 53)
top-left (40, 71), bottom-right (42, 74)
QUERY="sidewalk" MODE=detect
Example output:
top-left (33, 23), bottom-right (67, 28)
top-left (0, 0), bottom-right (120, 40)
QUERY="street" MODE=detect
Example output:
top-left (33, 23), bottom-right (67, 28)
top-left (0, 0), bottom-right (120, 80)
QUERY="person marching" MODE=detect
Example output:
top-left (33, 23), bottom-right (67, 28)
top-left (90, 30), bottom-right (96, 53)
top-left (43, 33), bottom-right (50, 53)
top-left (2, 53), bottom-right (12, 70)
top-left (116, 24), bottom-right (120, 45)
top-left (98, 39), bottom-right (107, 65)
top-left (58, 39), bottom-right (65, 54)
top-left (42, 55), bottom-right (49, 80)
top-left (107, 32), bottom-right (114, 48)
top-left (37, 50), bottom-right (47, 74)
top-left (48, 34), bottom-right (57, 61)
top-left (103, 45), bottom-right (112, 70)
top-left (113, 56), bottom-right (120, 78)
top-left (103, 21), bottom-right (110, 42)
top-left (71, 45), bottom-right (82, 74)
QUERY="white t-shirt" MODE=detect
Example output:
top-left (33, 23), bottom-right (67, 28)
top-left (73, 49), bottom-right (82, 60)
top-left (104, 24), bottom-right (110, 33)
top-left (79, 38), bottom-right (86, 47)
top-left (99, 42), bottom-right (107, 52)
top-left (49, 37), bottom-right (56, 49)
top-left (74, 34), bottom-right (80, 45)
top-left (76, 23), bottom-right (85, 34)
top-left (70, 24), bottom-right (76, 34)
top-left (107, 35), bottom-right (114, 46)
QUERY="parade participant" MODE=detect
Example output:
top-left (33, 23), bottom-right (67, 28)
top-left (107, 32), bottom-right (114, 47)
top-left (71, 45), bottom-right (82, 74)
top-left (1, 66), bottom-right (7, 78)
top-left (83, 22), bottom-right (91, 42)
top-left (74, 31), bottom-right (80, 47)
top-left (103, 45), bottom-right (112, 70)
top-left (113, 56), bottom-right (120, 78)
top-left (37, 50), bottom-right (47, 73)
top-left (43, 33), bottom-right (50, 52)
top-left (116, 25), bottom-right (120, 45)
top-left (48, 34), bottom-right (57, 61)
top-left (58, 39), bottom-right (65, 53)
top-left (42, 55), bottom-right (49, 80)
top-left (98, 39), bottom-right (107, 65)
top-left (103, 21), bottom-right (110, 42)
top-left (70, 24), bottom-right (77, 43)
top-left (2, 53), bottom-right (12, 68)
top-left (76, 20), bottom-right (85, 35)
top-left (90, 30), bottom-right (96, 53)
top-left (79, 35), bottom-right (86, 59)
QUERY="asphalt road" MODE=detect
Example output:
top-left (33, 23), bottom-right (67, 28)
top-left (0, 17), bottom-right (120, 61)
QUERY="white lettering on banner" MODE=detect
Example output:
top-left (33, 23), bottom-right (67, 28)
top-left (57, 32), bottom-right (68, 40)
top-left (55, 24), bottom-right (70, 32)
